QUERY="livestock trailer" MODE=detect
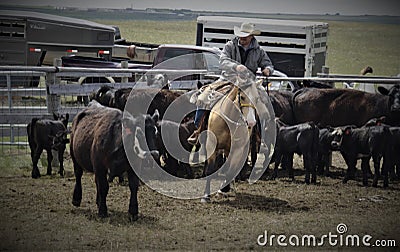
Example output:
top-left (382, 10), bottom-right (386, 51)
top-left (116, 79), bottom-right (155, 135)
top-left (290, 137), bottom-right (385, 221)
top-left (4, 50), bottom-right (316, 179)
top-left (196, 16), bottom-right (329, 77)
top-left (0, 10), bottom-right (115, 67)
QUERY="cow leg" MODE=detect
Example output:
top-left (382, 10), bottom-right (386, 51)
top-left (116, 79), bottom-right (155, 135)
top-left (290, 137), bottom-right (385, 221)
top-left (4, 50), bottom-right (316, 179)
top-left (311, 153), bottom-right (318, 184)
top-left (272, 152), bottom-right (282, 180)
top-left (46, 149), bottom-right (53, 176)
top-left (382, 156), bottom-right (390, 188)
top-left (372, 155), bottom-right (381, 187)
top-left (303, 155), bottom-right (311, 184)
top-left (127, 168), bottom-right (139, 221)
top-left (361, 157), bottom-right (370, 186)
top-left (31, 147), bottom-right (43, 178)
top-left (95, 170), bottom-right (109, 218)
top-left (342, 154), bottom-right (356, 183)
top-left (58, 148), bottom-right (65, 177)
top-left (285, 154), bottom-right (294, 180)
top-left (72, 160), bottom-right (83, 207)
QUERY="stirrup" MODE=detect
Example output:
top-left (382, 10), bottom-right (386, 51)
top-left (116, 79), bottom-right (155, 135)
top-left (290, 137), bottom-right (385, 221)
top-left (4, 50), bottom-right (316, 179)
top-left (187, 130), bottom-right (200, 145)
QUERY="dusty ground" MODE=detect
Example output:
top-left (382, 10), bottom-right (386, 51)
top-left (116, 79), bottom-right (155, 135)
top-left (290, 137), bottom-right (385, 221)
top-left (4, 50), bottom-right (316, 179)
top-left (0, 152), bottom-right (399, 250)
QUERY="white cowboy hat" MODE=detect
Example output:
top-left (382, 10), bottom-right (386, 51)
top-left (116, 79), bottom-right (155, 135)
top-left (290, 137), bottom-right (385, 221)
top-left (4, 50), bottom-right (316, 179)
top-left (234, 22), bottom-right (261, 37)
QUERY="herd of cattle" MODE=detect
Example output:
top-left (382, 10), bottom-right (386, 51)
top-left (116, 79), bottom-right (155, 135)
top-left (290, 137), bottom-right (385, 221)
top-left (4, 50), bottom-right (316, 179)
top-left (26, 83), bottom-right (400, 220)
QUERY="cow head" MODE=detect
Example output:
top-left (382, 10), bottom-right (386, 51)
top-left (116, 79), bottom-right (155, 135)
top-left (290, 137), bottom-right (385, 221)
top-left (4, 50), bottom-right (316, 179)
top-left (122, 110), bottom-right (159, 160)
top-left (53, 113), bottom-right (69, 128)
top-left (331, 126), bottom-right (352, 150)
top-left (378, 84), bottom-right (400, 112)
top-left (51, 130), bottom-right (69, 151)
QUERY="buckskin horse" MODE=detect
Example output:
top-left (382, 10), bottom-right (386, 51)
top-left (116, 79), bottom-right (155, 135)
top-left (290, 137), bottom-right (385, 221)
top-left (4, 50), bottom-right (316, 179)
top-left (201, 74), bottom-right (269, 203)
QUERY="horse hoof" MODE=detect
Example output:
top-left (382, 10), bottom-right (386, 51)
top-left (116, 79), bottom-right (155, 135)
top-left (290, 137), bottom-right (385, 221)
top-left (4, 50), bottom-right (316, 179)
top-left (201, 197), bottom-right (211, 203)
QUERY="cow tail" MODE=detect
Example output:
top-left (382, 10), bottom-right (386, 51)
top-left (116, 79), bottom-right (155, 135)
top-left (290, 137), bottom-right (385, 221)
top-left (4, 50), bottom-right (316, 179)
top-left (29, 118), bottom-right (39, 137)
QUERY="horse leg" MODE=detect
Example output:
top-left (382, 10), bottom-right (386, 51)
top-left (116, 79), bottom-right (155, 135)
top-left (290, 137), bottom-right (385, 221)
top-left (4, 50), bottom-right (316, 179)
top-left (127, 167), bottom-right (140, 221)
top-left (202, 152), bottom-right (217, 203)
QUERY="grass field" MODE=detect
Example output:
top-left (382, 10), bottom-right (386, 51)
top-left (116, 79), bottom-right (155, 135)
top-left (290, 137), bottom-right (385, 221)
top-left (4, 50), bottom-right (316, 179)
top-left (94, 19), bottom-right (400, 76)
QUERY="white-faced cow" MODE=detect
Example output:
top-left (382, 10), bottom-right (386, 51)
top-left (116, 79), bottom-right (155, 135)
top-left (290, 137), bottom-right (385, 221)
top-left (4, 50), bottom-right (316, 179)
top-left (70, 101), bottom-right (159, 221)
top-left (27, 113), bottom-right (69, 178)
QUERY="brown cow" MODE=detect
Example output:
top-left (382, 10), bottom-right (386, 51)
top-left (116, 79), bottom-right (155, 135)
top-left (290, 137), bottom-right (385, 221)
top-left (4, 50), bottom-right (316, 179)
top-left (292, 85), bottom-right (400, 127)
top-left (70, 101), bottom-right (159, 221)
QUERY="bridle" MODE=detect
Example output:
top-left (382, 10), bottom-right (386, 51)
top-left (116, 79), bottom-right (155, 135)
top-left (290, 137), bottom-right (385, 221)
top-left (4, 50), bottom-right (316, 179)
top-left (216, 84), bottom-right (256, 127)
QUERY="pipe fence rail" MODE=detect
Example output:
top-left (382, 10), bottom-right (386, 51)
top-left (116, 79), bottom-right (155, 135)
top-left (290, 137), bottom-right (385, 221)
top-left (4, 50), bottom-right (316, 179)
top-left (1, 65), bottom-right (399, 149)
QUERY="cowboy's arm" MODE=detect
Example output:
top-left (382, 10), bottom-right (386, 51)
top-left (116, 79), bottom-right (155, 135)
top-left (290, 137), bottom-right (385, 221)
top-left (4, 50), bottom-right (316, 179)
top-left (220, 41), bottom-right (240, 72)
top-left (259, 49), bottom-right (274, 76)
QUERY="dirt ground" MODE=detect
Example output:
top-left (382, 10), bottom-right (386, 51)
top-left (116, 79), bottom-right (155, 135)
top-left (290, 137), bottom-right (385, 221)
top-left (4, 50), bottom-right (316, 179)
top-left (0, 152), bottom-right (399, 250)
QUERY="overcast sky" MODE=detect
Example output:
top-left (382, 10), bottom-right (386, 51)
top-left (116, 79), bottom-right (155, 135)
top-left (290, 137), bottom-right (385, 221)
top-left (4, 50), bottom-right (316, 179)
top-left (2, 0), bottom-right (400, 16)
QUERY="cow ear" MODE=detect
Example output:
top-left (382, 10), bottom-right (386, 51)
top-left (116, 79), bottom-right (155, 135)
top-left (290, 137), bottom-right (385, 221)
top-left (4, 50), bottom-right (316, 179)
top-left (377, 86), bottom-right (389, 96)
top-left (65, 113), bottom-right (69, 121)
top-left (344, 127), bottom-right (351, 135)
top-left (53, 113), bottom-right (59, 120)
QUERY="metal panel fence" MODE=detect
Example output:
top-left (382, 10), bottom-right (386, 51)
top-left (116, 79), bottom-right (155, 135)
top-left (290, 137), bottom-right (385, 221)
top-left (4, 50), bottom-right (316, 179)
top-left (0, 65), bottom-right (399, 153)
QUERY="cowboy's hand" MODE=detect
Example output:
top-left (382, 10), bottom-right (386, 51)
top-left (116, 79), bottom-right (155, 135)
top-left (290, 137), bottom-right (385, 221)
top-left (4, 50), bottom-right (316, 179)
top-left (262, 68), bottom-right (271, 77)
top-left (236, 64), bottom-right (247, 72)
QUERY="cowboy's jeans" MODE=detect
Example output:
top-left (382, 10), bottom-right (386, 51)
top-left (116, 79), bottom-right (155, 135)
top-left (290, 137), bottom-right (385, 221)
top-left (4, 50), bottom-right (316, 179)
top-left (194, 108), bottom-right (206, 128)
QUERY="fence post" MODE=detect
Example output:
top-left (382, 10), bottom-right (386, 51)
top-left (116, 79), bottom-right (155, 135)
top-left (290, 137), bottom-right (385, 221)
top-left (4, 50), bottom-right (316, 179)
top-left (46, 59), bottom-right (62, 168)
top-left (121, 61), bottom-right (128, 83)
top-left (46, 58), bottom-right (61, 115)
top-left (6, 73), bottom-right (15, 143)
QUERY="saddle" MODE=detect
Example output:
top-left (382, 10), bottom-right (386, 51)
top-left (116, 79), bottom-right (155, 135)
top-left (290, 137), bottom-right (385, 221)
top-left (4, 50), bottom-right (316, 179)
top-left (190, 80), bottom-right (232, 109)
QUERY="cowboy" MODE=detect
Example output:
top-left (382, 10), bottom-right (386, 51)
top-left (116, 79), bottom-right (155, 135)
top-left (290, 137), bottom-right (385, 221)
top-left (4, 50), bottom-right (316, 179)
top-left (187, 22), bottom-right (274, 145)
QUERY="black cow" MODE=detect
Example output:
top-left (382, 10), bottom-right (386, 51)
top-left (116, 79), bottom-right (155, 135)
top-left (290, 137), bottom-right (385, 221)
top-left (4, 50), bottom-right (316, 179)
top-left (293, 85), bottom-right (400, 127)
top-left (27, 113), bottom-right (69, 178)
top-left (272, 119), bottom-right (319, 184)
top-left (364, 117), bottom-right (400, 180)
top-left (331, 125), bottom-right (390, 187)
top-left (70, 101), bottom-right (159, 220)
top-left (91, 86), bottom-right (194, 120)
top-left (155, 119), bottom-right (196, 178)
top-left (316, 126), bottom-right (336, 176)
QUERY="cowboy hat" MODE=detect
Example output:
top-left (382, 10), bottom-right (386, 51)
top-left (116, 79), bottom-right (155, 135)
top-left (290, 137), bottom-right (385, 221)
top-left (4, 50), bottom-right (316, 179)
top-left (234, 22), bottom-right (261, 37)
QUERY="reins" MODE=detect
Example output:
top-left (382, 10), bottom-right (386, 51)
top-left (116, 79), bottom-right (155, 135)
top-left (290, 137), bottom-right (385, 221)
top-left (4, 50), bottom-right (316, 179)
top-left (216, 85), bottom-right (255, 127)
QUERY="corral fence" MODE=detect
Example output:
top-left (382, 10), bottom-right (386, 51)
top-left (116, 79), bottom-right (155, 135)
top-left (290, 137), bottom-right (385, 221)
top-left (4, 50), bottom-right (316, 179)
top-left (1, 65), bottom-right (399, 151)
